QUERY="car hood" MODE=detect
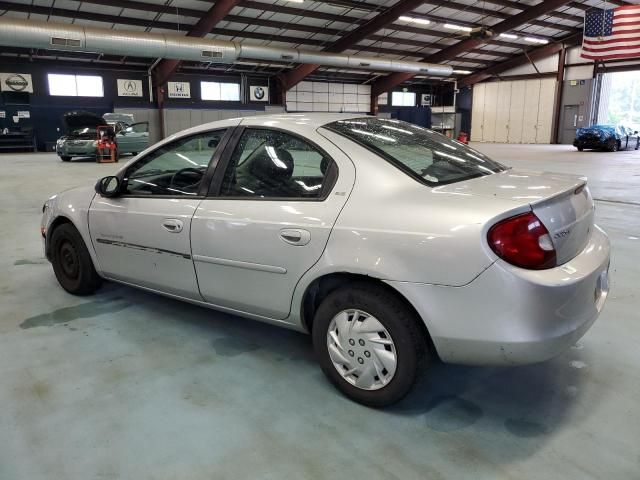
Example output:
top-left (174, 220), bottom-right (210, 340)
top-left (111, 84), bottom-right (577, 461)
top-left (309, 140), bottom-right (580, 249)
top-left (433, 169), bottom-right (586, 205)
top-left (63, 111), bottom-right (105, 129)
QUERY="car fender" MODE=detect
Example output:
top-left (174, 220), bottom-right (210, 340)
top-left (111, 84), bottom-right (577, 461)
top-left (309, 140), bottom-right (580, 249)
top-left (42, 186), bottom-right (102, 272)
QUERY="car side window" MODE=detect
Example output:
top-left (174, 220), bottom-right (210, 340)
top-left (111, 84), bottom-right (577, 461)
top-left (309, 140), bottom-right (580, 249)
top-left (124, 129), bottom-right (226, 196)
top-left (220, 128), bottom-right (333, 199)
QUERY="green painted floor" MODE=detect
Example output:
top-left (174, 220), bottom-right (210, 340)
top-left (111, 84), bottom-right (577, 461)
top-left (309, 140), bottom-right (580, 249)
top-left (0, 146), bottom-right (638, 479)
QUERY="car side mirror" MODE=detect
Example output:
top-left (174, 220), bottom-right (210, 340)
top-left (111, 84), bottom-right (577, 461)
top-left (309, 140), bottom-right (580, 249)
top-left (95, 176), bottom-right (121, 198)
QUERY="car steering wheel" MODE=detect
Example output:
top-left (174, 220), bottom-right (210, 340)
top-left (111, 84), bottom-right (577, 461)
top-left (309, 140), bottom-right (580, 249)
top-left (169, 167), bottom-right (204, 191)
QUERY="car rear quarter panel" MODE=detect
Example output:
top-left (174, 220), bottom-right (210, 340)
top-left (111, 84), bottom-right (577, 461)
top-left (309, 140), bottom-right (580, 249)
top-left (314, 129), bottom-right (530, 287)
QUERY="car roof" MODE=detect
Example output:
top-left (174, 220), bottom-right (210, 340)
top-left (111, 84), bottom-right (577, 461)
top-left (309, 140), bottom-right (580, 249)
top-left (155, 113), bottom-right (371, 150)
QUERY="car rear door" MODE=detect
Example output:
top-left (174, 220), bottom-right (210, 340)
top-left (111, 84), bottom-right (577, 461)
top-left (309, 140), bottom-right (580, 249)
top-left (190, 125), bottom-right (355, 319)
top-left (89, 126), bottom-right (235, 299)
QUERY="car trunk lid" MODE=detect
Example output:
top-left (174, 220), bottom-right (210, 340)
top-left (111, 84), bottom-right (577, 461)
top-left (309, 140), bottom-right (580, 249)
top-left (63, 111), bottom-right (105, 130)
top-left (435, 169), bottom-right (595, 265)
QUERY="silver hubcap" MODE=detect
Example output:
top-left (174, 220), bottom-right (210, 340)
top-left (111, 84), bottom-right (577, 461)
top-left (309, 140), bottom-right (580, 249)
top-left (326, 309), bottom-right (397, 391)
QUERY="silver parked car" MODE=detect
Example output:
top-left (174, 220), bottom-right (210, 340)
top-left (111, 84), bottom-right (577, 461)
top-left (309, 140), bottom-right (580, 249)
top-left (41, 114), bottom-right (610, 406)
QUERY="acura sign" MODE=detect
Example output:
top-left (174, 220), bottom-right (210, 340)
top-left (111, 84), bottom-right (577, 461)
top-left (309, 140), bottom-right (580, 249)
top-left (0, 73), bottom-right (33, 93)
top-left (117, 79), bottom-right (143, 97)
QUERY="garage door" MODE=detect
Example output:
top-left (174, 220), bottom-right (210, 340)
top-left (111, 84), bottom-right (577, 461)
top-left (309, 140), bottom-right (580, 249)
top-left (471, 78), bottom-right (557, 144)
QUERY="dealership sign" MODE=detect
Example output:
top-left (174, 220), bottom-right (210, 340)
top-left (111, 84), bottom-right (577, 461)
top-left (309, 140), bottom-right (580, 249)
top-left (167, 81), bottom-right (191, 98)
top-left (117, 79), bottom-right (143, 97)
top-left (0, 73), bottom-right (33, 93)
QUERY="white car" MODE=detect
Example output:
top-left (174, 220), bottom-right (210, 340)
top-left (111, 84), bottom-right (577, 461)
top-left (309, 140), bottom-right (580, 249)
top-left (41, 114), bottom-right (610, 406)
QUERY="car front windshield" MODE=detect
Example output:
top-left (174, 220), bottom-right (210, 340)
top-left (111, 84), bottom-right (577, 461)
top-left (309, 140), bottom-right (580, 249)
top-left (325, 117), bottom-right (506, 186)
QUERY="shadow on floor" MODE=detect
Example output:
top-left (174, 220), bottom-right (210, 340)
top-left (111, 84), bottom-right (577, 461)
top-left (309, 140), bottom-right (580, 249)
top-left (28, 280), bottom-right (595, 463)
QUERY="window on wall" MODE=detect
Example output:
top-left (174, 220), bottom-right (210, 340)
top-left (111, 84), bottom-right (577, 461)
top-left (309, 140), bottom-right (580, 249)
top-left (48, 74), bottom-right (104, 97)
top-left (391, 91), bottom-right (416, 107)
top-left (200, 81), bottom-right (240, 101)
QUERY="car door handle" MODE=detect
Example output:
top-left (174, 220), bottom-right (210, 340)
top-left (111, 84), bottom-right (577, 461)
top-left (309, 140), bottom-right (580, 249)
top-left (162, 219), bottom-right (183, 233)
top-left (280, 228), bottom-right (311, 246)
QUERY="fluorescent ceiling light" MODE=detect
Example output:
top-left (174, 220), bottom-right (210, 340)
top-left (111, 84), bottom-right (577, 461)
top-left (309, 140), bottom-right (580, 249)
top-left (444, 23), bottom-right (472, 32)
top-left (524, 37), bottom-right (548, 44)
top-left (452, 69), bottom-right (472, 74)
top-left (285, 0), bottom-right (303, 2)
top-left (499, 33), bottom-right (518, 39)
top-left (398, 16), bottom-right (430, 25)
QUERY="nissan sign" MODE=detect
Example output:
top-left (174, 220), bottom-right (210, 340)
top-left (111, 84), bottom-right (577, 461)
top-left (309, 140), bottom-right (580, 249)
top-left (0, 73), bottom-right (33, 93)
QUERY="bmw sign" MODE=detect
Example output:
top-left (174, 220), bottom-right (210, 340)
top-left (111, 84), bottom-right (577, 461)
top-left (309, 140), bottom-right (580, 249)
top-left (0, 73), bottom-right (33, 93)
top-left (250, 85), bottom-right (269, 102)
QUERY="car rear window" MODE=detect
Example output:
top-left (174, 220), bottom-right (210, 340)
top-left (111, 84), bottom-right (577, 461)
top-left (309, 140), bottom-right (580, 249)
top-left (325, 117), bottom-right (506, 186)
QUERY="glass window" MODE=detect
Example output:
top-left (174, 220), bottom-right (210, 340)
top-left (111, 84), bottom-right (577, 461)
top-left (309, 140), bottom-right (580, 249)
top-left (123, 123), bottom-right (149, 134)
top-left (48, 73), bottom-right (103, 97)
top-left (124, 130), bottom-right (226, 196)
top-left (201, 81), bottom-right (240, 101)
top-left (391, 91), bottom-right (416, 107)
top-left (326, 118), bottom-right (506, 186)
top-left (220, 129), bottom-right (333, 199)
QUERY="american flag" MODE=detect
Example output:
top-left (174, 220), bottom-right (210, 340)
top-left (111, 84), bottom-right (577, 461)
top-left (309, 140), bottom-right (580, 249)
top-left (581, 5), bottom-right (640, 61)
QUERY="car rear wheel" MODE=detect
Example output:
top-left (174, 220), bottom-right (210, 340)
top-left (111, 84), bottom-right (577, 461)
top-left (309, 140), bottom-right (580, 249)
top-left (312, 283), bottom-right (429, 407)
top-left (577, 147), bottom-right (584, 151)
top-left (50, 223), bottom-right (102, 295)
top-left (60, 156), bottom-right (72, 162)
top-left (608, 139), bottom-right (619, 152)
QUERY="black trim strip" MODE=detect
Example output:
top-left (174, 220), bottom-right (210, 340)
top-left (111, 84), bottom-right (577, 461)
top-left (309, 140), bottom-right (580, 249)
top-left (96, 238), bottom-right (191, 259)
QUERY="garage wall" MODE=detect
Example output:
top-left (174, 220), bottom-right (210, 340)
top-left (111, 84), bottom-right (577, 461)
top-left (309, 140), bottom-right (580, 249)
top-left (0, 61), bottom-right (273, 150)
top-left (471, 78), bottom-right (556, 144)
top-left (286, 81), bottom-right (370, 113)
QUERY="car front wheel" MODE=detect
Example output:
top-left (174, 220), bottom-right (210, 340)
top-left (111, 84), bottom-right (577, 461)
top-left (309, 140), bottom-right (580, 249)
top-left (312, 283), bottom-right (429, 407)
top-left (608, 139), bottom-right (619, 152)
top-left (50, 223), bottom-right (102, 295)
top-left (60, 156), bottom-right (72, 162)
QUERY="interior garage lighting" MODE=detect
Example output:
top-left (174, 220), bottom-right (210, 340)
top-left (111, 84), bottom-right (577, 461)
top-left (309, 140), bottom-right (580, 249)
top-left (452, 70), bottom-right (472, 74)
top-left (499, 33), bottom-right (518, 39)
top-left (524, 37), bottom-right (549, 44)
top-left (444, 24), bottom-right (472, 32)
top-left (398, 16), bottom-right (431, 25)
top-left (285, 0), bottom-right (304, 2)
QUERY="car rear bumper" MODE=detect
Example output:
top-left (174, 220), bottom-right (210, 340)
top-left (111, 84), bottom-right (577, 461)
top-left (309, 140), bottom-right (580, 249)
top-left (388, 225), bottom-right (610, 365)
top-left (573, 138), bottom-right (606, 149)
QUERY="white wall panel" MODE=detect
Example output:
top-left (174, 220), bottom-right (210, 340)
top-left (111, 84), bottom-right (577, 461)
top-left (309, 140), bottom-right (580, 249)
top-left (494, 82), bottom-right (511, 143)
top-left (507, 81), bottom-right (525, 143)
top-left (287, 82), bottom-right (370, 113)
top-left (482, 82), bottom-right (499, 142)
top-left (536, 78), bottom-right (556, 143)
top-left (522, 79), bottom-right (541, 143)
top-left (471, 83), bottom-right (485, 142)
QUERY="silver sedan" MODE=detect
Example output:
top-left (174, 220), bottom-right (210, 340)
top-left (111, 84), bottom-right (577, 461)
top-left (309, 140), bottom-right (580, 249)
top-left (41, 114), bottom-right (610, 407)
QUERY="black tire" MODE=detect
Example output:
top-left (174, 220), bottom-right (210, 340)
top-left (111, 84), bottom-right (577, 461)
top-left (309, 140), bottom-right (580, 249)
top-left (577, 147), bottom-right (584, 151)
top-left (608, 139), bottom-right (618, 152)
top-left (312, 283), bottom-right (429, 407)
top-left (60, 156), bottom-right (72, 162)
top-left (50, 223), bottom-right (102, 295)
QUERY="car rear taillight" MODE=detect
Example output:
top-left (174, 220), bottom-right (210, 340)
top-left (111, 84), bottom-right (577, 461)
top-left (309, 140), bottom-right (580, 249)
top-left (488, 212), bottom-right (556, 270)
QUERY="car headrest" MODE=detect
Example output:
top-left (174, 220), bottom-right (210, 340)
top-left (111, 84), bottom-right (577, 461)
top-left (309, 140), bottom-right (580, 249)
top-left (248, 146), bottom-right (294, 183)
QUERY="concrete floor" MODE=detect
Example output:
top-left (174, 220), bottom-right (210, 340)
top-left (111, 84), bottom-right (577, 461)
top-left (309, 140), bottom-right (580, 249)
top-left (0, 145), bottom-right (638, 479)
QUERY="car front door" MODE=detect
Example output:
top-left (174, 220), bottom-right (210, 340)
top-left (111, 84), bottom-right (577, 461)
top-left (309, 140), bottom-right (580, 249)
top-left (191, 126), bottom-right (355, 319)
top-left (116, 122), bottom-right (149, 154)
top-left (89, 127), bottom-right (232, 299)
